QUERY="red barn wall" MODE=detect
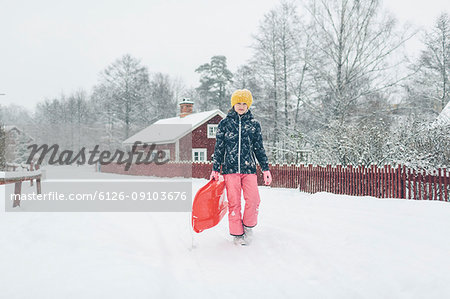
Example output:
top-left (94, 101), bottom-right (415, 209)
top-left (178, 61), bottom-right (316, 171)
top-left (191, 114), bottom-right (223, 161)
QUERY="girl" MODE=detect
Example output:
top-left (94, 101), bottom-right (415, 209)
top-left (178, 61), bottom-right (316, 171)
top-left (210, 89), bottom-right (272, 245)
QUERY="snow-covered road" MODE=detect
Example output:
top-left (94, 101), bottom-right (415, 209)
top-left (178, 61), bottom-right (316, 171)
top-left (1, 166), bottom-right (449, 298)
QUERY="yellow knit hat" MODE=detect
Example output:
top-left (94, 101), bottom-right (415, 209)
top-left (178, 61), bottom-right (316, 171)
top-left (231, 89), bottom-right (253, 108)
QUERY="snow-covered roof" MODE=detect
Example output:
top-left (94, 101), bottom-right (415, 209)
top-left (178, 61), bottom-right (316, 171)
top-left (436, 101), bottom-right (450, 125)
top-left (123, 109), bottom-right (226, 145)
top-left (3, 125), bottom-right (34, 141)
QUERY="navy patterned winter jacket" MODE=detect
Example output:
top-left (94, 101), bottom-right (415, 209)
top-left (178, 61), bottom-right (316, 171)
top-left (212, 109), bottom-right (269, 174)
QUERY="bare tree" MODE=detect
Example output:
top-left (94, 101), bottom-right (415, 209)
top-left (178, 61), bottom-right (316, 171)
top-left (0, 121), bottom-right (5, 170)
top-left (170, 75), bottom-right (188, 111)
top-left (405, 12), bottom-right (450, 117)
top-left (95, 54), bottom-right (151, 139)
top-left (277, 1), bottom-right (300, 130)
top-left (148, 72), bottom-right (177, 119)
top-left (67, 90), bottom-right (92, 150)
top-left (303, 0), bottom-right (413, 126)
top-left (252, 9), bottom-right (282, 147)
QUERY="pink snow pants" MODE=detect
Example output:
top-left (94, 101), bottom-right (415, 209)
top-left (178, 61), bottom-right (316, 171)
top-left (224, 173), bottom-right (261, 236)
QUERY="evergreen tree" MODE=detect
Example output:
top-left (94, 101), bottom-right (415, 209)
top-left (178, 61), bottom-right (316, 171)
top-left (13, 132), bottom-right (32, 164)
top-left (195, 55), bottom-right (233, 112)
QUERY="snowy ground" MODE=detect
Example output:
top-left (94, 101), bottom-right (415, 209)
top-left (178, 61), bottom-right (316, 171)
top-left (1, 165), bottom-right (450, 298)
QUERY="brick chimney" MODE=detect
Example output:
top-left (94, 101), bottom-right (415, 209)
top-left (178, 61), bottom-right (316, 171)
top-left (179, 98), bottom-right (194, 118)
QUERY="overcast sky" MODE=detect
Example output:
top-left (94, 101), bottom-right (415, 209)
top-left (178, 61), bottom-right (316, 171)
top-left (0, 0), bottom-right (448, 110)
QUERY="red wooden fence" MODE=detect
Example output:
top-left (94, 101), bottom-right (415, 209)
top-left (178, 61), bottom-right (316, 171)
top-left (286, 164), bottom-right (448, 202)
top-left (101, 162), bottom-right (450, 202)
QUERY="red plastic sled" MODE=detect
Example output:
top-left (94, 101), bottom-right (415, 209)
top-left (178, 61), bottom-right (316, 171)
top-left (191, 178), bottom-right (228, 233)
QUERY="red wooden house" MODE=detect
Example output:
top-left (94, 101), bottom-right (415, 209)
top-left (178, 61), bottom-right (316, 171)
top-left (122, 99), bottom-right (226, 162)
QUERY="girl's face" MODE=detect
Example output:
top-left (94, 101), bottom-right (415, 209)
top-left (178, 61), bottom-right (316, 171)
top-left (234, 102), bottom-right (248, 115)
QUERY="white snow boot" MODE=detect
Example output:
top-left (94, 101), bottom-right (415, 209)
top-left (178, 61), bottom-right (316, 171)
top-left (243, 226), bottom-right (253, 244)
top-left (233, 235), bottom-right (247, 246)
top-left (244, 226), bottom-right (253, 237)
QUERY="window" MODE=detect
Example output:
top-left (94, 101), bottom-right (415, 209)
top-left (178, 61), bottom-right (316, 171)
top-left (207, 124), bottom-right (218, 138)
top-left (192, 149), bottom-right (207, 162)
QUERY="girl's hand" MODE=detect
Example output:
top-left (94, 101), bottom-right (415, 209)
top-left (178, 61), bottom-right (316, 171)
top-left (210, 171), bottom-right (219, 181)
top-left (263, 170), bottom-right (272, 185)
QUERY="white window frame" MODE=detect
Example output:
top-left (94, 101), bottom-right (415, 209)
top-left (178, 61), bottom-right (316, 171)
top-left (192, 148), bottom-right (207, 162)
top-left (207, 124), bottom-right (219, 138)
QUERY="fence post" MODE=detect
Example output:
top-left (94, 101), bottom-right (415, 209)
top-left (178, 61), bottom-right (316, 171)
top-left (336, 165), bottom-right (340, 194)
top-left (319, 165), bottom-right (322, 192)
top-left (330, 165), bottom-right (334, 194)
top-left (358, 165), bottom-right (364, 196)
top-left (336, 165), bottom-right (341, 194)
top-left (418, 170), bottom-right (422, 200)
top-left (344, 166), bottom-right (348, 195)
top-left (302, 164), bottom-right (306, 191)
top-left (427, 169), bottom-right (432, 200)
top-left (433, 170), bottom-right (438, 201)
top-left (316, 166), bottom-right (320, 193)
top-left (438, 168), bottom-right (443, 201)
top-left (286, 164), bottom-right (289, 188)
top-left (371, 165), bottom-right (375, 197)
top-left (384, 165), bottom-right (388, 198)
top-left (315, 165), bottom-right (319, 193)
top-left (348, 165), bottom-right (352, 195)
top-left (348, 165), bottom-right (351, 195)
top-left (305, 164), bottom-right (311, 193)
top-left (289, 164), bottom-right (296, 188)
top-left (321, 166), bottom-right (325, 192)
top-left (356, 165), bottom-right (360, 196)
top-left (352, 165), bottom-right (355, 196)
top-left (287, 164), bottom-right (291, 188)
top-left (298, 165), bottom-right (303, 191)
top-left (36, 164), bottom-right (42, 194)
top-left (293, 164), bottom-right (297, 189)
top-left (444, 168), bottom-right (448, 202)
top-left (401, 165), bottom-right (405, 199)
top-left (30, 161), bottom-right (34, 186)
top-left (361, 166), bottom-right (365, 196)
top-left (389, 165), bottom-right (393, 198)
top-left (342, 166), bottom-right (347, 195)
top-left (378, 165), bottom-right (382, 198)
top-left (375, 166), bottom-right (379, 198)
top-left (396, 165), bottom-right (401, 198)
top-left (423, 169), bottom-right (428, 201)
top-left (13, 181), bottom-right (22, 207)
top-left (307, 164), bottom-right (310, 192)
top-left (288, 164), bottom-right (291, 189)
top-left (407, 168), bottom-right (411, 200)
top-left (326, 164), bottom-right (332, 192)
top-left (334, 165), bottom-right (337, 194)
